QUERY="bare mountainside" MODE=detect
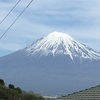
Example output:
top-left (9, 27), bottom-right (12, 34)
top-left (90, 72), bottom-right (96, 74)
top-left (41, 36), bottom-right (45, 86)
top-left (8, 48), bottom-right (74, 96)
top-left (0, 31), bottom-right (100, 95)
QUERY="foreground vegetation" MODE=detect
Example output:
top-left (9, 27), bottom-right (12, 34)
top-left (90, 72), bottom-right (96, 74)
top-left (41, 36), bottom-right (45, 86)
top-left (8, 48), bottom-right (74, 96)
top-left (0, 79), bottom-right (45, 100)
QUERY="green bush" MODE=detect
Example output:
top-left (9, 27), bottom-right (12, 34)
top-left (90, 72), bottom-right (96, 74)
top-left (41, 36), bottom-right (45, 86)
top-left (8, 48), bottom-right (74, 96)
top-left (22, 93), bottom-right (45, 100)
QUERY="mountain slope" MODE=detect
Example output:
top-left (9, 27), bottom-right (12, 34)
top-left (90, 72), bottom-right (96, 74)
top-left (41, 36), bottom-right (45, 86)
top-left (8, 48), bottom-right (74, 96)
top-left (0, 31), bottom-right (100, 95)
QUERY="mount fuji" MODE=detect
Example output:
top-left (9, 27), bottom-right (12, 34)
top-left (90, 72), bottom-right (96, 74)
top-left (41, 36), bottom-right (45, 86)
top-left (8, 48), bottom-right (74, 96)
top-left (0, 31), bottom-right (100, 95)
top-left (24, 31), bottom-right (100, 61)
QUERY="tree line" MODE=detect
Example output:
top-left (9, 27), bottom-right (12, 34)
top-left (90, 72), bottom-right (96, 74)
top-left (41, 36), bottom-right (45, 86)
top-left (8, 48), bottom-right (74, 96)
top-left (0, 79), bottom-right (45, 100)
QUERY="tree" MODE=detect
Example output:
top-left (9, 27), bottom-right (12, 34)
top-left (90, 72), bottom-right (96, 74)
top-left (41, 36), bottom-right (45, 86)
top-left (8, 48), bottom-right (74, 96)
top-left (0, 79), bottom-right (5, 85)
top-left (15, 87), bottom-right (22, 94)
top-left (8, 84), bottom-right (15, 89)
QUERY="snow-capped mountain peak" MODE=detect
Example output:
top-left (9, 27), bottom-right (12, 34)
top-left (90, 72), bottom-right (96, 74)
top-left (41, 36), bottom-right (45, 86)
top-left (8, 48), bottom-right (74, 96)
top-left (24, 31), bottom-right (100, 61)
top-left (46, 31), bottom-right (73, 40)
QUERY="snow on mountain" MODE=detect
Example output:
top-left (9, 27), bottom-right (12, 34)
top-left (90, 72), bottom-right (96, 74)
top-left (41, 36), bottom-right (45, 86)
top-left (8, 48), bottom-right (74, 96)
top-left (24, 31), bottom-right (100, 61)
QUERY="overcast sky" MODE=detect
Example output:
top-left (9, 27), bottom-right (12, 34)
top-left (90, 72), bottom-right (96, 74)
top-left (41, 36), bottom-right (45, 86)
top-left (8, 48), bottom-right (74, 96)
top-left (0, 0), bottom-right (100, 57)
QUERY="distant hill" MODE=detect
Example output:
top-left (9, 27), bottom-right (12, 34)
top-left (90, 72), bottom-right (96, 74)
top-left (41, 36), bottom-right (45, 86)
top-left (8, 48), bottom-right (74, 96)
top-left (0, 79), bottom-right (44, 100)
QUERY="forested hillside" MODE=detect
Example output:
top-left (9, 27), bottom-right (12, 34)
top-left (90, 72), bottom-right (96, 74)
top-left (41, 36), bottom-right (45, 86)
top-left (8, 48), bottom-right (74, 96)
top-left (0, 79), bottom-right (45, 100)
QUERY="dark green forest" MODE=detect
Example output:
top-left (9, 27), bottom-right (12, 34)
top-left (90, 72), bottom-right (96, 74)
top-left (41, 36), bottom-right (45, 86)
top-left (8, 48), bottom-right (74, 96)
top-left (0, 79), bottom-right (45, 100)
